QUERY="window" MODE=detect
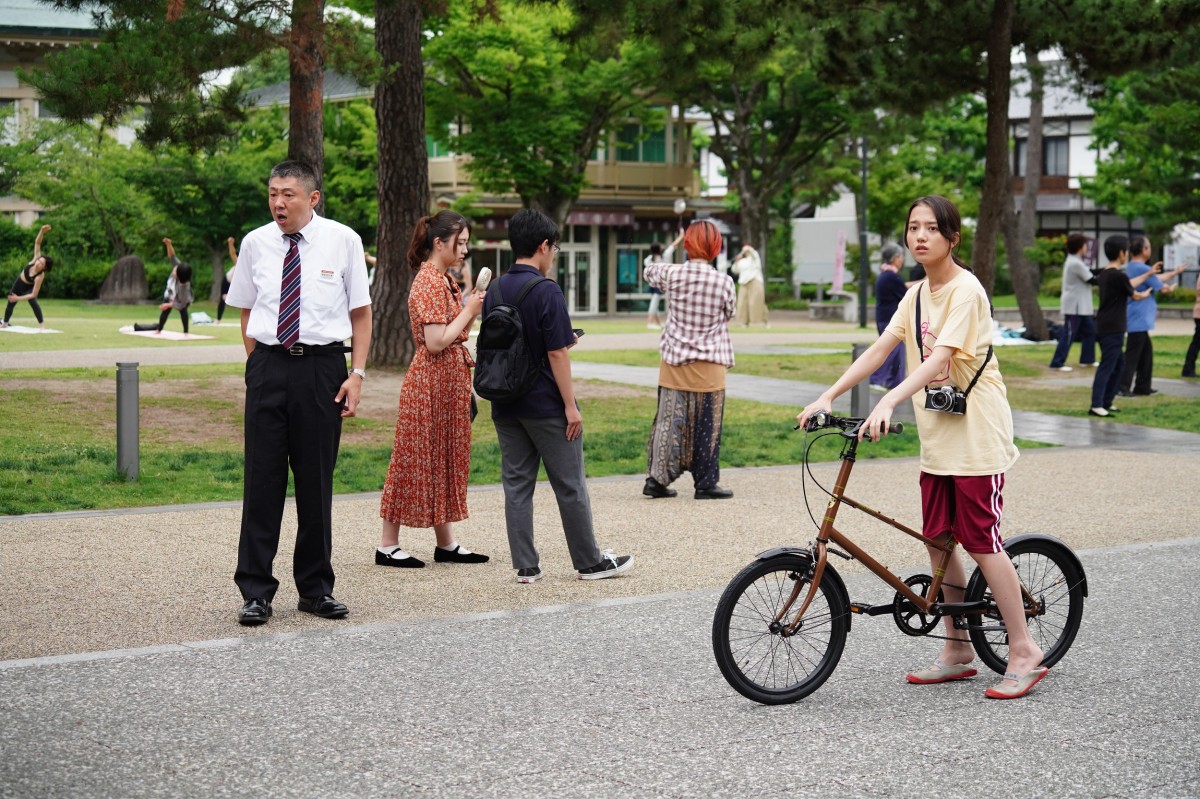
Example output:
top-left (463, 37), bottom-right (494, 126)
top-left (425, 134), bottom-right (451, 158)
top-left (617, 123), bottom-right (667, 164)
top-left (1043, 137), bottom-right (1068, 176)
top-left (1013, 136), bottom-right (1069, 177)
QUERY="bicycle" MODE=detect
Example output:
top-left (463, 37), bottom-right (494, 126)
top-left (711, 412), bottom-right (1088, 705)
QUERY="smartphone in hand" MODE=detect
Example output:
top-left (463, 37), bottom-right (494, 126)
top-left (573, 328), bottom-right (585, 337)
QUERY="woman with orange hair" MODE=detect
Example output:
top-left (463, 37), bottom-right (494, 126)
top-left (641, 220), bottom-right (737, 500)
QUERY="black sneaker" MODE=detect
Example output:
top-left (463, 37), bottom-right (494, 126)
top-left (516, 567), bottom-right (542, 584)
top-left (577, 550), bottom-right (633, 581)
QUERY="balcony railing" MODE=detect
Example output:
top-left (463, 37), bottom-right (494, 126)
top-left (429, 157), bottom-right (699, 201)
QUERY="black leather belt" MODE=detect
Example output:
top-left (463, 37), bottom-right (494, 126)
top-left (256, 341), bottom-right (351, 356)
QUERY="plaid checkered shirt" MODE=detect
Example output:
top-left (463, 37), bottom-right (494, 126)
top-left (645, 260), bottom-right (736, 367)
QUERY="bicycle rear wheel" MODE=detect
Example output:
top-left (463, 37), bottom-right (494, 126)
top-left (965, 535), bottom-right (1086, 675)
top-left (712, 554), bottom-right (849, 704)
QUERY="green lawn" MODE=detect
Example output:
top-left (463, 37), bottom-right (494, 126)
top-left (4, 299), bottom-right (1194, 515)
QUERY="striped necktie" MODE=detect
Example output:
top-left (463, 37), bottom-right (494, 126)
top-left (277, 232), bottom-right (303, 348)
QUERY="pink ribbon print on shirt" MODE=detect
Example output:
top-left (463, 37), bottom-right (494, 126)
top-left (920, 321), bottom-right (952, 385)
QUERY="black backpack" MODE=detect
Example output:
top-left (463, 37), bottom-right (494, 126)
top-left (473, 275), bottom-right (549, 403)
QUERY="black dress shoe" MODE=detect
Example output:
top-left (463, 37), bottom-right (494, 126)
top-left (239, 597), bottom-right (272, 626)
top-left (643, 477), bottom-right (677, 498)
top-left (1132, 388), bottom-right (1159, 396)
top-left (434, 545), bottom-right (489, 564)
top-left (1117, 391), bottom-right (1135, 398)
top-left (375, 548), bottom-right (426, 568)
top-left (694, 485), bottom-right (734, 500)
top-left (297, 594), bottom-right (349, 619)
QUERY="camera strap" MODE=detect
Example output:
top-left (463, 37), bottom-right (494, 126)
top-left (915, 287), bottom-right (993, 398)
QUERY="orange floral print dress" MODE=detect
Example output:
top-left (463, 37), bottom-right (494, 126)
top-left (379, 262), bottom-right (474, 528)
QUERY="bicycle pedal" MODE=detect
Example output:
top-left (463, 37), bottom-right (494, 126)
top-left (848, 601), bottom-right (891, 616)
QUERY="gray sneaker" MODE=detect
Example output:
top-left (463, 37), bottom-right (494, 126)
top-left (577, 550), bottom-right (633, 581)
top-left (516, 566), bottom-right (542, 584)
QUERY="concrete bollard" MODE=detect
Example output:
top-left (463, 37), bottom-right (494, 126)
top-left (116, 362), bottom-right (139, 481)
top-left (850, 343), bottom-right (870, 418)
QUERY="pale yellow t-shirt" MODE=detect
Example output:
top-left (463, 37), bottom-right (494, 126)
top-left (884, 270), bottom-right (1019, 476)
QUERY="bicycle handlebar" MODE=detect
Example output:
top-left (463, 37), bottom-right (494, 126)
top-left (796, 412), bottom-right (904, 438)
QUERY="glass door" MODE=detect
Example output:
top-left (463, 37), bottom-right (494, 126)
top-left (555, 245), bottom-right (598, 315)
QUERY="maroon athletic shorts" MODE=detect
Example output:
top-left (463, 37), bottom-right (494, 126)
top-left (919, 471), bottom-right (1006, 554)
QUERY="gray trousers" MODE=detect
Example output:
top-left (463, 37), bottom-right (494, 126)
top-left (493, 415), bottom-right (602, 571)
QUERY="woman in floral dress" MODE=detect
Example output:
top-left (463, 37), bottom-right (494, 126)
top-left (376, 211), bottom-right (489, 568)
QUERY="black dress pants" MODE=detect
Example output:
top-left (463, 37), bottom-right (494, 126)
top-left (1120, 331), bottom-right (1154, 394)
top-left (235, 346), bottom-right (346, 602)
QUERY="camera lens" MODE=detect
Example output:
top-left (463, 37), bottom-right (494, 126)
top-left (929, 389), bottom-right (950, 410)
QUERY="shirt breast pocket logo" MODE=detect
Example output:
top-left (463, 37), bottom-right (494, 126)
top-left (311, 268), bottom-right (345, 309)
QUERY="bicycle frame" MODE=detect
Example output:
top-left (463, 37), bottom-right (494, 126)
top-left (779, 426), bottom-right (1037, 636)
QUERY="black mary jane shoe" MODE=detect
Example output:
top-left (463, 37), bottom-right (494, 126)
top-left (434, 545), bottom-right (490, 564)
top-left (642, 477), bottom-right (677, 498)
top-left (297, 594), bottom-right (349, 619)
top-left (238, 597), bottom-right (272, 626)
top-left (375, 548), bottom-right (426, 568)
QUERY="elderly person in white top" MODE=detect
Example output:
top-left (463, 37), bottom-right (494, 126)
top-left (642, 221), bottom-right (737, 500)
top-left (731, 242), bottom-right (769, 326)
top-left (1048, 233), bottom-right (1098, 371)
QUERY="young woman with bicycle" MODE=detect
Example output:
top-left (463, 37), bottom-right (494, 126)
top-left (797, 195), bottom-right (1047, 700)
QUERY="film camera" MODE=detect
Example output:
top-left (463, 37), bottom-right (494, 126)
top-left (924, 385), bottom-right (967, 415)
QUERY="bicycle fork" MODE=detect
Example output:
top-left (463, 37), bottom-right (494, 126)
top-left (775, 460), bottom-right (854, 635)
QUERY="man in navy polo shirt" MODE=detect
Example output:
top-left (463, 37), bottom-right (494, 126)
top-left (484, 208), bottom-right (633, 585)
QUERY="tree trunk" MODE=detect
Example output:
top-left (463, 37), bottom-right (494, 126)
top-left (289, 0), bottom-right (326, 216)
top-left (1007, 48), bottom-right (1049, 339)
top-left (369, 0), bottom-right (427, 368)
top-left (971, 0), bottom-right (1015, 298)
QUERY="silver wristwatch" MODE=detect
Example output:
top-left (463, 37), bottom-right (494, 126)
top-left (350, 368), bottom-right (366, 380)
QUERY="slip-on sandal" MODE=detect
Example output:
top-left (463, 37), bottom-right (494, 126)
top-left (905, 658), bottom-right (979, 685)
top-left (985, 666), bottom-right (1049, 699)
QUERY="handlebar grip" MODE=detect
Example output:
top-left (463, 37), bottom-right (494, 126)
top-left (889, 422), bottom-right (904, 435)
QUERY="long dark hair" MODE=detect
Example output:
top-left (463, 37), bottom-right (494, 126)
top-left (406, 211), bottom-right (470, 272)
top-left (906, 195), bottom-right (971, 271)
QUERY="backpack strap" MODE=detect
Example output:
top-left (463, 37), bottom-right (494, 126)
top-left (511, 275), bottom-right (548, 307)
top-left (491, 274), bottom-right (548, 307)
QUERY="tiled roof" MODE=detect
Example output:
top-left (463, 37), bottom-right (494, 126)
top-left (0, 0), bottom-right (97, 36)
top-left (245, 69), bottom-right (371, 107)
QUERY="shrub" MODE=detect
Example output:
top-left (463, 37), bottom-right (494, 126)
top-left (39, 258), bottom-right (113, 300)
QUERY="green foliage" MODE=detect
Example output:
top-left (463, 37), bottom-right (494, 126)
top-left (1025, 235), bottom-right (1067, 271)
top-left (1084, 62), bottom-right (1200, 238)
top-left (323, 100), bottom-right (380, 241)
top-left (20, 4), bottom-right (262, 150)
top-left (424, 0), bottom-right (660, 220)
top-left (40, 259), bottom-right (115, 300)
top-left (657, 2), bottom-right (858, 261)
top-left (10, 123), bottom-right (168, 259)
top-left (865, 95), bottom-right (988, 241)
top-left (0, 216), bottom-right (26, 263)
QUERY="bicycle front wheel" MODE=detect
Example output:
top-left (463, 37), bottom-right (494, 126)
top-left (965, 535), bottom-right (1086, 675)
top-left (712, 554), bottom-right (849, 704)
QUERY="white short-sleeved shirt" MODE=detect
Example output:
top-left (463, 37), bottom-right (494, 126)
top-left (885, 270), bottom-right (1019, 476)
top-left (226, 213), bottom-right (371, 346)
